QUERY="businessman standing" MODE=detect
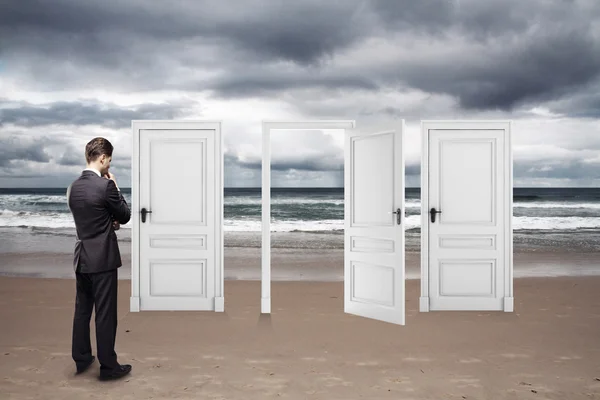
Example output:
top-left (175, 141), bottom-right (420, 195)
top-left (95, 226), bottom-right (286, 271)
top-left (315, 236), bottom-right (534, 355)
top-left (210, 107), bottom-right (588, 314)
top-left (67, 137), bottom-right (132, 380)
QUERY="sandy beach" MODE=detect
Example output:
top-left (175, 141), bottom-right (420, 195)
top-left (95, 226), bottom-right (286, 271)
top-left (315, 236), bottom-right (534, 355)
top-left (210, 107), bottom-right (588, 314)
top-left (1, 275), bottom-right (599, 399)
top-left (1, 227), bottom-right (600, 281)
top-left (1, 227), bottom-right (600, 398)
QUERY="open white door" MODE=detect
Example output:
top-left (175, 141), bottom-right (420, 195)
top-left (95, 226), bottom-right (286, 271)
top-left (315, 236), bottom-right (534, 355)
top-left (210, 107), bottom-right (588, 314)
top-left (420, 121), bottom-right (513, 312)
top-left (130, 120), bottom-right (224, 312)
top-left (344, 123), bottom-right (405, 325)
top-left (261, 120), bottom-right (356, 314)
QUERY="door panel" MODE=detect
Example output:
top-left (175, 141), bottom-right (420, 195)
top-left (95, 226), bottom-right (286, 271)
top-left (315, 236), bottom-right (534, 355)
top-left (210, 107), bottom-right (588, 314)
top-left (149, 139), bottom-right (208, 225)
top-left (139, 129), bottom-right (216, 311)
top-left (427, 127), bottom-right (508, 311)
top-left (344, 124), bottom-right (405, 325)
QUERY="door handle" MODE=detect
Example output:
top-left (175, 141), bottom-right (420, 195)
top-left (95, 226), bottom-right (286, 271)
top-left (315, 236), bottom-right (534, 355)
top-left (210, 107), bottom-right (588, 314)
top-left (430, 207), bottom-right (442, 223)
top-left (141, 207), bottom-right (152, 223)
top-left (392, 208), bottom-right (402, 225)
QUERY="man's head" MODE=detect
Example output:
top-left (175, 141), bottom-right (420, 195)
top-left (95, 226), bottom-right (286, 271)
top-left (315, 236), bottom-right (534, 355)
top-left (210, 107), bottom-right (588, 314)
top-left (85, 137), bottom-right (113, 176)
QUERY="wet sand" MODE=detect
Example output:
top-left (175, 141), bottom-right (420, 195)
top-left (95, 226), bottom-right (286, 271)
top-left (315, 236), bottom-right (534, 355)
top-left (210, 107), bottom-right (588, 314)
top-left (1, 227), bottom-right (599, 281)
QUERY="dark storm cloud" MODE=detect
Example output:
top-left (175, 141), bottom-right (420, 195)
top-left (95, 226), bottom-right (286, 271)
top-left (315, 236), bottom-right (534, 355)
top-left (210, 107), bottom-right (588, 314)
top-left (369, 0), bottom-right (457, 33)
top-left (0, 134), bottom-right (93, 170)
top-left (545, 81), bottom-right (600, 119)
top-left (565, 97), bottom-right (600, 119)
top-left (369, 0), bottom-right (552, 40)
top-left (56, 147), bottom-right (82, 166)
top-left (271, 159), bottom-right (343, 172)
top-left (225, 150), bottom-right (343, 172)
top-left (224, 152), bottom-right (259, 170)
top-left (1, 0), bottom-right (599, 114)
top-left (213, 0), bottom-right (600, 110)
top-left (0, 136), bottom-right (52, 167)
top-left (366, 0), bottom-right (600, 110)
top-left (224, 137), bottom-right (344, 172)
top-left (0, 0), bottom-right (368, 67)
top-left (208, 72), bottom-right (378, 99)
top-left (436, 29), bottom-right (600, 110)
top-left (0, 99), bottom-right (196, 129)
top-left (54, 150), bottom-right (130, 171)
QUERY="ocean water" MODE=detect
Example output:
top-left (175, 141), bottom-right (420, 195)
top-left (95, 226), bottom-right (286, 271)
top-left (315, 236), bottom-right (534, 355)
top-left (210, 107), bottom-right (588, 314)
top-left (2, 187), bottom-right (599, 280)
top-left (0, 187), bottom-right (599, 234)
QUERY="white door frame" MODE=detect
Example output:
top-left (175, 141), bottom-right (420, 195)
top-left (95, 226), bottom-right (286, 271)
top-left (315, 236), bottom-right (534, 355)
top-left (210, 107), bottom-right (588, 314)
top-left (261, 120), bottom-right (356, 313)
top-left (130, 120), bottom-right (225, 312)
top-left (419, 120), bottom-right (513, 312)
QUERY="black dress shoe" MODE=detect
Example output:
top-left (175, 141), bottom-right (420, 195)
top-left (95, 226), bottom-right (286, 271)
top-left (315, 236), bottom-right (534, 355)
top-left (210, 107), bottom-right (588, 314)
top-left (99, 364), bottom-right (132, 381)
top-left (75, 356), bottom-right (95, 374)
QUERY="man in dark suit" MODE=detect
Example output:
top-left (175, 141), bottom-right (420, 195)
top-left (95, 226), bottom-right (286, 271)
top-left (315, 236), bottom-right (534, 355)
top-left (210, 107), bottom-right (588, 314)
top-left (67, 137), bottom-right (132, 380)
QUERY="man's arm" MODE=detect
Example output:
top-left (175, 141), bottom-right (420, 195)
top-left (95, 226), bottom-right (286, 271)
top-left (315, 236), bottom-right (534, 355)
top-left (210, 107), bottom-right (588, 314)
top-left (66, 183), bottom-right (72, 212)
top-left (66, 183), bottom-right (82, 240)
top-left (105, 179), bottom-right (131, 224)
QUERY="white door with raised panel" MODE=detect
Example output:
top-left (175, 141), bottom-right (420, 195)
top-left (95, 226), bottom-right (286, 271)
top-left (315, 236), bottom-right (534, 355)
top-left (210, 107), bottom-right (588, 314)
top-left (420, 121), bottom-right (513, 312)
top-left (344, 124), bottom-right (405, 325)
top-left (130, 121), bottom-right (224, 312)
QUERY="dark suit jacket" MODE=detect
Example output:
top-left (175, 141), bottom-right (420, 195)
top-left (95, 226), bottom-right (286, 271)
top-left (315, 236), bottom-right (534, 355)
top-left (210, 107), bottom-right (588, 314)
top-left (67, 170), bottom-right (131, 273)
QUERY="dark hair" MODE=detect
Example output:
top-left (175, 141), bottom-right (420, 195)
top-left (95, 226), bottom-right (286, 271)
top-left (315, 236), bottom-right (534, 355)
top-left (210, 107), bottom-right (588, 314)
top-left (85, 137), bottom-right (113, 164)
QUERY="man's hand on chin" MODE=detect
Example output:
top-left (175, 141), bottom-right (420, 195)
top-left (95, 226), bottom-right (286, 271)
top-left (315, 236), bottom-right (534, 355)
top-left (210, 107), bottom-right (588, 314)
top-left (104, 171), bottom-right (120, 191)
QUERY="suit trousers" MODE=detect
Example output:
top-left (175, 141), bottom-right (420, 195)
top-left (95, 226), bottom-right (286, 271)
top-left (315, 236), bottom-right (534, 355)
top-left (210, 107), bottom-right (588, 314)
top-left (72, 267), bottom-right (120, 372)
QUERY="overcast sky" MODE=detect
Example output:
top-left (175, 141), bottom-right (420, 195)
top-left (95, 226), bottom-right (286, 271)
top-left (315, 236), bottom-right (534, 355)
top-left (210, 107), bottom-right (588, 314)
top-left (1, 0), bottom-right (599, 188)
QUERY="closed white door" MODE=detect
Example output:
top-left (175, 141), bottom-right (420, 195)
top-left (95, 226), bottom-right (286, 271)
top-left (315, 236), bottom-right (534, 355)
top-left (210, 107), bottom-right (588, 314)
top-left (420, 121), bottom-right (513, 312)
top-left (134, 122), bottom-right (224, 311)
top-left (344, 124), bottom-right (405, 325)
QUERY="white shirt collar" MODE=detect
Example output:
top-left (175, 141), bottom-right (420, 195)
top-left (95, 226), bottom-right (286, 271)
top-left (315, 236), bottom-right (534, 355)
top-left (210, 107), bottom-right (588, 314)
top-left (84, 167), bottom-right (101, 177)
